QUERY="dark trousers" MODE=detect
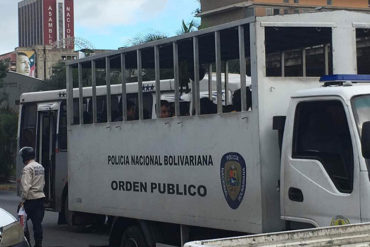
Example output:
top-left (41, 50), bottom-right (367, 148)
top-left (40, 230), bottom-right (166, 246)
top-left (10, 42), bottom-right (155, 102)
top-left (24, 198), bottom-right (45, 246)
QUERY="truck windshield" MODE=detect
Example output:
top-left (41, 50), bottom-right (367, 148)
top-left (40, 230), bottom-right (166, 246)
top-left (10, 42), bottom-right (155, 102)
top-left (352, 95), bottom-right (370, 137)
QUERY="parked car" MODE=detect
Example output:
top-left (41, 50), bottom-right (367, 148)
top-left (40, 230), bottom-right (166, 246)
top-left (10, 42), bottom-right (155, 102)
top-left (0, 208), bottom-right (29, 247)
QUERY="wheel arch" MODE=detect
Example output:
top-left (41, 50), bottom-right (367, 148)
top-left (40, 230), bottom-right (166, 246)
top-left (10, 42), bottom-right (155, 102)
top-left (109, 217), bottom-right (158, 247)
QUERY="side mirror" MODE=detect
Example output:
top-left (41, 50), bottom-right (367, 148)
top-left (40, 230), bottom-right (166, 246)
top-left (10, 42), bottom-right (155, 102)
top-left (361, 121), bottom-right (370, 159)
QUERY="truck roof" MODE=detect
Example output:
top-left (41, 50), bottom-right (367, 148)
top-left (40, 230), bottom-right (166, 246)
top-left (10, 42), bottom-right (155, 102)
top-left (292, 84), bottom-right (370, 101)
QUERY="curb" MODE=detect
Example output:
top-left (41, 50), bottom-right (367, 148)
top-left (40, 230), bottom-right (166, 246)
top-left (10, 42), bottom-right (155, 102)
top-left (0, 184), bottom-right (17, 192)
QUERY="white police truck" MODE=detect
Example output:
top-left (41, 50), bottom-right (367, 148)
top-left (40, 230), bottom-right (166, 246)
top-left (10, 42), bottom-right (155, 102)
top-left (64, 10), bottom-right (370, 247)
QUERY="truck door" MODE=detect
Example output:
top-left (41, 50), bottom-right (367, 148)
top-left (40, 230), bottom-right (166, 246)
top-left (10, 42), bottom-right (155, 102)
top-left (36, 102), bottom-right (59, 208)
top-left (281, 99), bottom-right (360, 227)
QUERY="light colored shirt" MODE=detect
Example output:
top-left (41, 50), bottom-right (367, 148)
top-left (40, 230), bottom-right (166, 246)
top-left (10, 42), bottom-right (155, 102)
top-left (21, 160), bottom-right (45, 200)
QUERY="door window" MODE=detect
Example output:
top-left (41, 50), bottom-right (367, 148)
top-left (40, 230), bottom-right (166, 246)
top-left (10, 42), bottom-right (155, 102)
top-left (20, 103), bottom-right (37, 148)
top-left (292, 100), bottom-right (354, 193)
top-left (59, 101), bottom-right (67, 150)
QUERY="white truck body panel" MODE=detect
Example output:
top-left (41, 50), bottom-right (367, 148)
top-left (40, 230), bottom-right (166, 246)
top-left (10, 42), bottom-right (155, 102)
top-left (69, 111), bottom-right (264, 233)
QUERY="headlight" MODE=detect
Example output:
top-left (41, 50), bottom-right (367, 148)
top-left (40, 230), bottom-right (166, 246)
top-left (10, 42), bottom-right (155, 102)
top-left (0, 222), bottom-right (24, 247)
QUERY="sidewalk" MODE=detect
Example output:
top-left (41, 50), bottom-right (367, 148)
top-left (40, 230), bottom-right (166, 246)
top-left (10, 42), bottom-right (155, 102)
top-left (0, 183), bottom-right (16, 191)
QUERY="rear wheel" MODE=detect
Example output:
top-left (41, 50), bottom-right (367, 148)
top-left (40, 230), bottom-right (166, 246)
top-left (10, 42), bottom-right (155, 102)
top-left (64, 194), bottom-right (73, 226)
top-left (120, 226), bottom-right (148, 247)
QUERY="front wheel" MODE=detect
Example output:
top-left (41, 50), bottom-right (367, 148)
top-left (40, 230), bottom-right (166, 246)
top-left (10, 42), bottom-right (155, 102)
top-left (120, 226), bottom-right (148, 247)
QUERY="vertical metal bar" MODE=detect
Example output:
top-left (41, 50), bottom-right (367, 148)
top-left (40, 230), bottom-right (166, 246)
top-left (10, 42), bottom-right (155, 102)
top-left (225, 61), bottom-right (229, 105)
top-left (302, 48), bottom-right (306, 77)
top-left (324, 44), bottom-right (330, 75)
top-left (193, 37), bottom-right (200, 116)
top-left (91, 60), bottom-right (97, 123)
top-left (239, 25), bottom-right (247, 112)
top-left (208, 64), bottom-right (212, 100)
top-left (106, 57), bottom-right (112, 122)
top-left (66, 65), bottom-right (73, 126)
top-left (154, 46), bottom-right (161, 118)
top-left (121, 53), bottom-right (127, 121)
top-left (215, 31), bottom-right (222, 114)
top-left (250, 22), bottom-right (261, 113)
top-left (173, 42), bottom-right (180, 117)
top-left (281, 51), bottom-right (285, 77)
top-left (39, 118), bottom-right (43, 161)
top-left (78, 63), bottom-right (83, 124)
top-left (137, 50), bottom-right (144, 120)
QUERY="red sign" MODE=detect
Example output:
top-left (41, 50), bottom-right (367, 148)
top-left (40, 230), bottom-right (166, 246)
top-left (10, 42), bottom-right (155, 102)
top-left (43, 0), bottom-right (57, 46)
top-left (65, 0), bottom-right (74, 49)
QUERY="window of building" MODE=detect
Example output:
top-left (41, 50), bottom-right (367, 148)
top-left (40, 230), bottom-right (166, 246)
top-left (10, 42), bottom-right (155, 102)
top-left (266, 8), bottom-right (273, 16)
top-left (284, 9), bottom-right (289, 14)
top-left (327, 0), bottom-right (332, 5)
top-left (246, 8), bottom-right (255, 17)
top-left (292, 100), bottom-right (354, 193)
top-left (273, 8), bottom-right (280, 15)
top-left (294, 0), bottom-right (299, 3)
top-left (283, 0), bottom-right (289, 3)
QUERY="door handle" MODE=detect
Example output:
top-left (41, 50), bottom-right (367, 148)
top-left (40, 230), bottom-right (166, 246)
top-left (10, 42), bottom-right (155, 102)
top-left (288, 187), bottom-right (304, 202)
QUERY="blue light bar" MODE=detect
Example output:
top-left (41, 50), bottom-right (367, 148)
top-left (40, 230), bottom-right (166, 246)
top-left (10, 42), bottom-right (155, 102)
top-left (320, 74), bottom-right (370, 83)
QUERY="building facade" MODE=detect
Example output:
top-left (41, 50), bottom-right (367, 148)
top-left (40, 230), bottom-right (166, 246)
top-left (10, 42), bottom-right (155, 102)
top-left (18, 0), bottom-right (74, 48)
top-left (199, 0), bottom-right (370, 27)
top-left (15, 46), bottom-right (78, 80)
top-left (0, 52), bottom-right (17, 72)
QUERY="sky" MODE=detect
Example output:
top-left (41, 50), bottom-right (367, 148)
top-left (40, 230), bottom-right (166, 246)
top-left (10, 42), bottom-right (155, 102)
top-left (0, 0), bottom-right (200, 54)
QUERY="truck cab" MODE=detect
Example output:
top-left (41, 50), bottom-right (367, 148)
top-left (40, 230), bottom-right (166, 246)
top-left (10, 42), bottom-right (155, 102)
top-left (281, 75), bottom-right (370, 227)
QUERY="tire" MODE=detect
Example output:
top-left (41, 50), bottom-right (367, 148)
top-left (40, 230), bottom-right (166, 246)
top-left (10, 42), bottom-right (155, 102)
top-left (64, 194), bottom-right (73, 226)
top-left (120, 226), bottom-right (149, 247)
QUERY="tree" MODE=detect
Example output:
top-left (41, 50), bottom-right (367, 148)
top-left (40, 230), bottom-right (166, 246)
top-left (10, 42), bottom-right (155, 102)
top-left (0, 60), bottom-right (7, 82)
top-left (0, 60), bottom-right (9, 106)
top-left (179, 19), bottom-right (198, 34)
top-left (0, 60), bottom-right (17, 182)
top-left (0, 109), bottom-right (18, 181)
top-left (37, 62), bottom-right (67, 90)
top-left (123, 32), bottom-right (167, 47)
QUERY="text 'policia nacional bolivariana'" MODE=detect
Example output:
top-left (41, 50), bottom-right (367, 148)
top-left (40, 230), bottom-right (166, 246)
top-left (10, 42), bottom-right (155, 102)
top-left (108, 155), bottom-right (214, 167)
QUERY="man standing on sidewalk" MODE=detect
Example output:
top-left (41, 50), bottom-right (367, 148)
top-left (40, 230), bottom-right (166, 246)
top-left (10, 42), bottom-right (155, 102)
top-left (19, 147), bottom-right (45, 247)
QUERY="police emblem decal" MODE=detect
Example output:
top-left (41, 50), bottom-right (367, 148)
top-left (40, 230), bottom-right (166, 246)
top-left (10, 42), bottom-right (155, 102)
top-left (330, 215), bottom-right (350, 226)
top-left (220, 152), bottom-right (246, 209)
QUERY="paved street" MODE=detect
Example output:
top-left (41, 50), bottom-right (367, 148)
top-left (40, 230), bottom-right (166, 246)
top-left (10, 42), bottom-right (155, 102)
top-left (0, 190), bottom-right (109, 247)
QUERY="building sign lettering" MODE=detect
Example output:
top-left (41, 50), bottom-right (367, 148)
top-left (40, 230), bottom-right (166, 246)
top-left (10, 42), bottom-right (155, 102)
top-left (64, 0), bottom-right (74, 48)
top-left (43, 0), bottom-right (56, 45)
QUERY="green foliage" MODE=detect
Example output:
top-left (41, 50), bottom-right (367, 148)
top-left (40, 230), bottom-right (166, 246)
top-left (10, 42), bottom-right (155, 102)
top-left (0, 109), bottom-right (17, 181)
top-left (0, 60), bottom-right (9, 108)
top-left (0, 60), bottom-right (7, 85)
top-left (179, 19), bottom-right (198, 34)
top-left (0, 61), bottom-right (16, 181)
top-left (37, 62), bottom-right (67, 90)
top-left (126, 32), bottom-right (168, 46)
